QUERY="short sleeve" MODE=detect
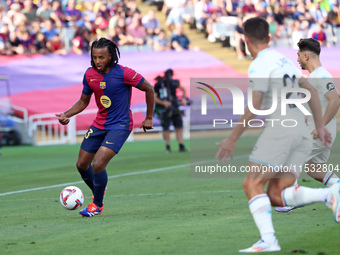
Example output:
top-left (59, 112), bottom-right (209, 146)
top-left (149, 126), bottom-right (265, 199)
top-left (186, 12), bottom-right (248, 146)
top-left (122, 66), bottom-right (144, 88)
top-left (319, 78), bottom-right (336, 95)
top-left (82, 70), bottom-right (93, 95)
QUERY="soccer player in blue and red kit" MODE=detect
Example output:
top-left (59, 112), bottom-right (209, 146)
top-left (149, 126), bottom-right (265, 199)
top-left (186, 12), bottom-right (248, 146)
top-left (56, 38), bottom-right (155, 217)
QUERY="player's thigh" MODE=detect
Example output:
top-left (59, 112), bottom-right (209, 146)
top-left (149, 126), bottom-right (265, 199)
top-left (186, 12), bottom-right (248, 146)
top-left (307, 141), bottom-right (331, 164)
top-left (285, 135), bottom-right (313, 178)
top-left (250, 128), bottom-right (311, 170)
top-left (100, 129), bottom-right (131, 154)
top-left (80, 125), bottom-right (106, 153)
top-left (265, 135), bottom-right (312, 205)
top-left (92, 146), bottom-right (117, 173)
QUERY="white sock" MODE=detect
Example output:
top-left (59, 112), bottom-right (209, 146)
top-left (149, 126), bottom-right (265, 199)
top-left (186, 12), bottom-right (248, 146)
top-left (282, 186), bottom-right (329, 206)
top-left (248, 194), bottom-right (276, 244)
top-left (323, 172), bottom-right (339, 187)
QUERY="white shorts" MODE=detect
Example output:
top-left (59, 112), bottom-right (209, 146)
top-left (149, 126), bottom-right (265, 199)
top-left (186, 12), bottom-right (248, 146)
top-left (249, 127), bottom-right (312, 177)
top-left (306, 119), bottom-right (337, 164)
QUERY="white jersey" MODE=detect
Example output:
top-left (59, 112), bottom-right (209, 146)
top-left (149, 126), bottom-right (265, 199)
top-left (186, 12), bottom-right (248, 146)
top-left (248, 49), bottom-right (305, 126)
top-left (306, 66), bottom-right (337, 130)
top-left (248, 49), bottom-right (312, 169)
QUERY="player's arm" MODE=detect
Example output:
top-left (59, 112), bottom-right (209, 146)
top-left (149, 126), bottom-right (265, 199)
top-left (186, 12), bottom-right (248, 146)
top-left (311, 90), bottom-right (340, 139)
top-left (137, 79), bottom-right (154, 132)
top-left (298, 77), bottom-right (332, 147)
top-left (56, 93), bottom-right (91, 125)
top-left (216, 91), bottom-right (263, 162)
top-left (323, 90), bottom-right (340, 126)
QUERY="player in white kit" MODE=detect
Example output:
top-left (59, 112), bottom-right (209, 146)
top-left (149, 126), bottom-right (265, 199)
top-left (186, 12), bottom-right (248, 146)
top-left (275, 38), bottom-right (340, 213)
top-left (215, 17), bottom-right (338, 253)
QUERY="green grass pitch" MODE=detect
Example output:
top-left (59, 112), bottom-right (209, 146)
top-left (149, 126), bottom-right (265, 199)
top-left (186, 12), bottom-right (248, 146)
top-left (1, 134), bottom-right (340, 255)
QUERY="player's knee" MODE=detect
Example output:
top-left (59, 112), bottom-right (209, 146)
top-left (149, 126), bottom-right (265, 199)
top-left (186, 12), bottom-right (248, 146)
top-left (242, 178), bottom-right (258, 194)
top-left (92, 161), bottom-right (105, 174)
top-left (76, 161), bottom-right (88, 172)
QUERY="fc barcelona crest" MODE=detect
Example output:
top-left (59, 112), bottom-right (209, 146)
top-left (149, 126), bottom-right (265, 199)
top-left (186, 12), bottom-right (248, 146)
top-left (100, 82), bottom-right (106, 89)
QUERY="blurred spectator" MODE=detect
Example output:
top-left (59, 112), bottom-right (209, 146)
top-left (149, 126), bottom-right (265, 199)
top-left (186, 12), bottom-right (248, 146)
top-left (124, 0), bottom-right (141, 17)
top-left (97, 1), bottom-right (110, 20)
top-left (51, 0), bottom-right (65, 25)
top-left (311, 23), bottom-right (329, 46)
top-left (5, 30), bottom-right (24, 55)
top-left (142, 10), bottom-right (161, 35)
top-left (95, 16), bottom-right (110, 38)
top-left (226, 0), bottom-right (240, 16)
top-left (267, 13), bottom-right (280, 46)
top-left (41, 19), bottom-right (58, 41)
top-left (0, 22), bottom-right (9, 42)
top-left (34, 32), bottom-right (48, 54)
top-left (126, 15), bottom-right (146, 45)
top-left (318, 0), bottom-right (331, 12)
top-left (242, 0), bottom-right (256, 15)
top-left (328, 3), bottom-right (340, 27)
top-left (64, 0), bottom-right (82, 28)
top-left (273, 3), bottom-right (286, 31)
top-left (213, 0), bottom-right (227, 17)
top-left (171, 23), bottom-right (191, 51)
top-left (0, 4), bottom-right (6, 27)
top-left (154, 29), bottom-right (169, 51)
top-left (163, 0), bottom-right (186, 31)
top-left (291, 20), bottom-right (305, 49)
top-left (37, 0), bottom-right (61, 28)
top-left (6, 3), bottom-right (27, 30)
top-left (309, 1), bottom-right (328, 27)
top-left (20, 29), bottom-right (35, 54)
top-left (30, 20), bottom-right (41, 35)
top-left (116, 17), bottom-right (137, 46)
top-left (254, 0), bottom-right (268, 18)
top-left (83, 1), bottom-right (97, 23)
top-left (0, 35), bottom-right (5, 54)
top-left (234, 14), bottom-right (246, 59)
top-left (195, 0), bottom-right (215, 41)
top-left (21, 0), bottom-right (37, 23)
top-left (72, 26), bottom-right (90, 54)
top-left (47, 33), bottom-right (67, 54)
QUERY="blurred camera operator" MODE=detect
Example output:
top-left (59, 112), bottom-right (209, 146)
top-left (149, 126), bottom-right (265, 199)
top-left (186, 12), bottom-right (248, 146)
top-left (154, 69), bottom-right (188, 153)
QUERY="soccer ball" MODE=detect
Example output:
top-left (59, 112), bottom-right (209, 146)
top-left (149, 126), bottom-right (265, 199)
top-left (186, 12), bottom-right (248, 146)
top-left (60, 186), bottom-right (84, 210)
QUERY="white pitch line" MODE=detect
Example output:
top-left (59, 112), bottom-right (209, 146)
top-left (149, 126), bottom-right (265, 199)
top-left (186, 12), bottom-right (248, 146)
top-left (0, 155), bottom-right (248, 197)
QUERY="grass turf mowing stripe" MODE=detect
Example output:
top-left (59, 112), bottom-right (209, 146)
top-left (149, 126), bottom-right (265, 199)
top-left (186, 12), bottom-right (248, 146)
top-left (0, 155), bottom-right (248, 197)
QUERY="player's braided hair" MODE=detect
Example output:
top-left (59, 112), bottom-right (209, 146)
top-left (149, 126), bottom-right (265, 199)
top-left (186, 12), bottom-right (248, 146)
top-left (90, 37), bottom-right (120, 68)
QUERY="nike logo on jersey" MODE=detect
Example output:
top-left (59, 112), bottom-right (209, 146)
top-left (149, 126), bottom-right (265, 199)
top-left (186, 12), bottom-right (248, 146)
top-left (106, 141), bottom-right (114, 144)
top-left (90, 79), bottom-right (97, 81)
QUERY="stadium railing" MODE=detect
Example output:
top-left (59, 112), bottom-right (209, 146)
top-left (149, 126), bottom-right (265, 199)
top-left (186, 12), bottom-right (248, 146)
top-left (24, 106), bottom-right (189, 146)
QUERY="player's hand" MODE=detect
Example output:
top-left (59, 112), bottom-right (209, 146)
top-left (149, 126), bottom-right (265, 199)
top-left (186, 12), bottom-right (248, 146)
top-left (140, 118), bottom-right (153, 133)
top-left (215, 138), bottom-right (236, 163)
top-left (316, 126), bottom-right (332, 149)
top-left (181, 98), bottom-right (187, 105)
top-left (55, 113), bottom-right (70, 125)
top-left (311, 129), bottom-right (319, 140)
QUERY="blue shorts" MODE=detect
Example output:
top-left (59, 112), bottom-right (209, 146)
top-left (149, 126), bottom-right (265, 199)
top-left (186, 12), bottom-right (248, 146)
top-left (80, 125), bottom-right (131, 154)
